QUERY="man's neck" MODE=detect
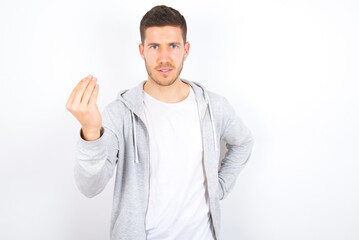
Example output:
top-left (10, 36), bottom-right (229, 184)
top-left (143, 77), bottom-right (190, 104)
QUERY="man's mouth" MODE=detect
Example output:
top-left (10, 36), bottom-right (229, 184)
top-left (158, 68), bottom-right (172, 74)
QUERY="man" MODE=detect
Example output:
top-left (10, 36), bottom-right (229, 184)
top-left (66, 5), bottom-right (254, 240)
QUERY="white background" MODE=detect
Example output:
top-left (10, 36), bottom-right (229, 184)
top-left (1, 0), bottom-right (358, 239)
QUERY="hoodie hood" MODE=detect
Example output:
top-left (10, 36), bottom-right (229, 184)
top-left (116, 78), bottom-right (218, 163)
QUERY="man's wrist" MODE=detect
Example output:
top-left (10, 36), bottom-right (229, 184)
top-left (81, 127), bottom-right (103, 141)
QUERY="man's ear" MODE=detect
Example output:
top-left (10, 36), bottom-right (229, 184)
top-left (139, 43), bottom-right (144, 60)
top-left (184, 41), bottom-right (190, 60)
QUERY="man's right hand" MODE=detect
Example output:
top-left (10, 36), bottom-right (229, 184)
top-left (66, 74), bottom-right (102, 141)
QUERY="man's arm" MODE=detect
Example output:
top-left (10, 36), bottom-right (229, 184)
top-left (74, 106), bottom-right (119, 198)
top-left (65, 75), bottom-right (119, 198)
top-left (218, 97), bottom-right (254, 200)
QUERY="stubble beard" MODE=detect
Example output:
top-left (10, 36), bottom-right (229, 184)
top-left (144, 57), bottom-right (185, 87)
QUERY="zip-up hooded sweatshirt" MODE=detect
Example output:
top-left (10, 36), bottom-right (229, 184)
top-left (74, 78), bottom-right (254, 240)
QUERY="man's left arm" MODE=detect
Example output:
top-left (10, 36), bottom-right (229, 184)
top-left (218, 97), bottom-right (255, 200)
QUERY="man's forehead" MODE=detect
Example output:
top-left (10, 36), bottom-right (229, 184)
top-left (144, 26), bottom-right (183, 44)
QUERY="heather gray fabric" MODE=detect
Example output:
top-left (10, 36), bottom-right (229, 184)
top-left (74, 78), bottom-right (254, 240)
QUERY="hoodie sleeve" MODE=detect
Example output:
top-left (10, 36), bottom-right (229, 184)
top-left (74, 106), bottom-right (119, 198)
top-left (218, 97), bottom-right (254, 200)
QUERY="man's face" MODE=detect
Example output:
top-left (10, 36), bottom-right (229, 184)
top-left (139, 26), bottom-right (190, 87)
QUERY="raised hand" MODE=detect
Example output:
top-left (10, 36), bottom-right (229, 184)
top-left (66, 74), bottom-right (102, 141)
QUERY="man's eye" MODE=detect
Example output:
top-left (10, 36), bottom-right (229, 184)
top-left (170, 44), bottom-right (177, 48)
top-left (151, 46), bottom-right (158, 49)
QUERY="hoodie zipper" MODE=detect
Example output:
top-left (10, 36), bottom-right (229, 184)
top-left (144, 125), bottom-right (150, 239)
top-left (133, 113), bottom-right (151, 239)
top-left (200, 103), bottom-right (218, 240)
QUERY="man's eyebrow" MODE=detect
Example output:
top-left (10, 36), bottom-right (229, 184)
top-left (146, 42), bottom-right (182, 46)
top-left (146, 42), bottom-right (158, 46)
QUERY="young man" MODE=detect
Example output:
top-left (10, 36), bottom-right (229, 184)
top-left (66, 5), bottom-right (254, 240)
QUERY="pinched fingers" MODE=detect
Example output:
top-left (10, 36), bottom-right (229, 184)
top-left (65, 75), bottom-right (90, 108)
top-left (66, 74), bottom-right (96, 111)
top-left (88, 83), bottom-right (99, 106)
top-left (72, 75), bottom-right (94, 106)
top-left (80, 76), bottom-right (98, 107)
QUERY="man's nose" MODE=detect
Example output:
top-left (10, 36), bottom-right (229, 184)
top-left (158, 48), bottom-right (171, 63)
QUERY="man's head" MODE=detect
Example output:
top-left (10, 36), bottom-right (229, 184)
top-left (139, 5), bottom-right (190, 87)
top-left (140, 5), bottom-right (187, 45)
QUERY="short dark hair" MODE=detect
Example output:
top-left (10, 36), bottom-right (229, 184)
top-left (140, 5), bottom-right (187, 45)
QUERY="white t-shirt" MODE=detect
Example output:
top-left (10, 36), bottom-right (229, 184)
top-left (142, 85), bottom-right (215, 240)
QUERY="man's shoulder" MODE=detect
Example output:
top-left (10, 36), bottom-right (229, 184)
top-left (102, 98), bottom-right (129, 119)
top-left (206, 90), bottom-right (226, 100)
top-left (204, 89), bottom-right (239, 125)
top-left (205, 89), bottom-right (231, 108)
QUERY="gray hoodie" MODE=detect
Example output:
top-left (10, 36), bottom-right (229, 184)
top-left (74, 78), bottom-right (254, 240)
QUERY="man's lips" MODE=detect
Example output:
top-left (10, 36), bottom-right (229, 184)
top-left (157, 68), bottom-right (172, 74)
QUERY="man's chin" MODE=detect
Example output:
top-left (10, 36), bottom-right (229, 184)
top-left (150, 75), bottom-right (178, 87)
top-left (155, 78), bottom-right (177, 87)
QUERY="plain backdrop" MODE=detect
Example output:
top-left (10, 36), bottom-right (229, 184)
top-left (1, 0), bottom-right (358, 239)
